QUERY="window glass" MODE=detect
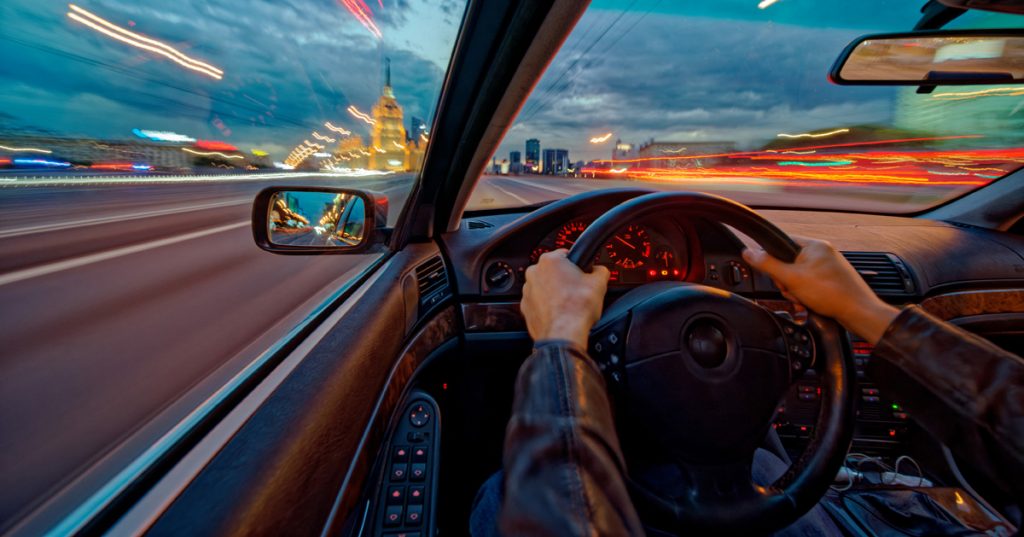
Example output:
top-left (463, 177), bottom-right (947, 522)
top-left (0, 0), bottom-right (465, 532)
top-left (468, 0), bottom-right (1024, 213)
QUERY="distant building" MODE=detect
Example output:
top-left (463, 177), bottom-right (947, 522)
top-left (542, 148), bottom-right (569, 175)
top-left (510, 150), bottom-right (522, 174)
top-left (635, 140), bottom-right (736, 168)
top-left (525, 139), bottom-right (540, 172)
top-left (894, 87), bottom-right (1024, 147)
top-left (409, 116), bottom-right (427, 142)
top-left (369, 59), bottom-right (407, 172)
top-left (612, 139), bottom-right (636, 162)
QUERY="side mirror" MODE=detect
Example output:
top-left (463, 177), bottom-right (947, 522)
top-left (252, 187), bottom-right (389, 254)
top-left (829, 29), bottom-right (1024, 86)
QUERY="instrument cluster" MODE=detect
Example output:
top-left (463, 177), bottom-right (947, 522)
top-left (530, 219), bottom-right (687, 286)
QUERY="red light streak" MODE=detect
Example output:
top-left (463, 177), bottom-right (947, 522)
top-left (594, 135), bottom-right (985, 165)
top-left (338, 0), bottom-right (382, 39)
top-left (195, 140), bottom-right (238, 151)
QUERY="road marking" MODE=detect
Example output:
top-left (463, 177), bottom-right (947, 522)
top-left (0, 221), bottom-right (248, 287)
top-left (504, 177), bottom-right (581, 196)
top-left (0, 198), bottom-right (250, 239)
top-left (488, 182), bottom-right (531, 205)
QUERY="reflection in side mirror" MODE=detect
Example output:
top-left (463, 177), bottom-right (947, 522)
top-left (252, 187), bottom-right (388, 254)
top-left (830, 30), bottom-right (1024, 86)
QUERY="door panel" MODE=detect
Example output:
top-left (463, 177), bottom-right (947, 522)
top-left (143, 243), bottom-right (457, 536)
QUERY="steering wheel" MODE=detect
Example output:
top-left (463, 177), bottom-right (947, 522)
top-left (567, 192), bottom-right (856, 535)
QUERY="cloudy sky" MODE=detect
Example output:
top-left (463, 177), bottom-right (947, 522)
top-left (0, 0), bottom-right (464, 158)
top-left (0, 0), bottom-right (1019, 163)
top-left (498, 0), bottom-right (1022, 162)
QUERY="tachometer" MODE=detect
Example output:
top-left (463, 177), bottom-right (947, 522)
top-left (604, 225), bottom-right (652, 269)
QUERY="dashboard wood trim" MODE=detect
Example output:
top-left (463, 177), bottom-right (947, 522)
top-left (920, 289), bottom-right (1024, 321)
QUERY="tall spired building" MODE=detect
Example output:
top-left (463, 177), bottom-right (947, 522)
top-left (369, 59), bottom-right (408, 172)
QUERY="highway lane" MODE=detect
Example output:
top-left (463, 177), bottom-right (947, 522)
top-left (0, 173), bottom-right (420, 531)
top-left (0, 172), bottom-right (959, 531)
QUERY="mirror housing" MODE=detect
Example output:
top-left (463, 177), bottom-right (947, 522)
top-left (252, 186), bottom-right (389, 255)
top-left (829, 29), bottom-right (1024, 86)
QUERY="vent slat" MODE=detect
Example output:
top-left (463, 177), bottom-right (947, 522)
top-left (841, 251), bottom-right (914, 295)
top-left (415, 255), bottom-right (451, 313)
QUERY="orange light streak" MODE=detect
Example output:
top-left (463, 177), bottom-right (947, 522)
top-left (312, 132), bottom-right (336, 143)
top-left (67, 4), bottom-right (223, 80)
top-left (777, 128), bottom-right (849, 139)
top-left (595, 135), bottom-right (985, 165)
top-left (347, 105), bottom-right (376, 125)
top-left (324, 122), bottom-right (351, 135)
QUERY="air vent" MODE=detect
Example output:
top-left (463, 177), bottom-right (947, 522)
top-left (467, 220), bottom-right (493, 229)
top-left (415, 256), bottom-right (451, 313)
top-left (841, 252), bottom-right (916, 296)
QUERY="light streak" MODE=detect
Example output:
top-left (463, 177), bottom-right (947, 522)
top-left (373, 145), bottom-right (386, 153)
top-left (338, 0), bottom-right (383, 39)
top-left (420, 133), bottom-right (429, 142)
top-left (251, 149), bottom-right (269, 157)
top-left (311, 132), bottom-right (336, 143)
top-left (777, 160), bottom-right (853, 167)
top-left (132, 129), bottom-right (196, 142)
top-left (182, 148), bottom-right (243, 159)
top-left (661, 147), bottom-right (688, 154)
top-left (324, 122), bottom-right (351, 135)
top-left (609, 167), bottom-right (628, 174)
top-left (196, 140), bottom-right (238, 151)
top-left (777, 128), bottom-right (849, 139)
top-left (347, 105), bottom-right (376, 125)
top-left (14, 158), bottom-right (71, 167)
top-left (932, 86), bottom-right (1024, 101)
top-left (392, 140), bottom-right (405, 150)
top-left (758, 0), bottom-right (780, 8)
top-left (0, 144), bottom-right (52, 154)
top-left (595, 135), bottom-right (985, 165)
top-left (67, 4), bottom-right (223, 80)
top-left (589, 132), bottom-right (613, 143)
top-left (313, 152), bottom-right (332, 157)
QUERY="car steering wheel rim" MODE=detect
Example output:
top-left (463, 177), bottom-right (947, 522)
top-left (567, 192), bottom-right (856, 535)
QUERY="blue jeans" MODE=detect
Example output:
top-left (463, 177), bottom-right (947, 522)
top-left (469, 448), bottom-right (840, 536)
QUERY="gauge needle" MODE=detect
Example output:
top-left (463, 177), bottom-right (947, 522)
top-left (615, 236), bottom-right (636, 249)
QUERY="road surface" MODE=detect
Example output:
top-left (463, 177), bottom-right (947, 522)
top-left (0, 171), bottom-right (957, 531)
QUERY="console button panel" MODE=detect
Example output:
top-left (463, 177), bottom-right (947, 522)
top-left (371, 392), bottom-right (440, 537)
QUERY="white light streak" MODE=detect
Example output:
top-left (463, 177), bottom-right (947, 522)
top-left (347, 105), bottom-right (376, 125)
top-left (182, 148), bottom-right (243, 159)
top-left (0, 145), bottom-right (52, 154)
top-left (777, 128), bottom-right (849, 139)
top-left (758, 0), bottom-right (780, 9)
top-left (324, 122), bottom-right (351, 135)
top-left (67, 4), bottom-right (223, 80)
top-left (589, 132), bottom-right (613, 144)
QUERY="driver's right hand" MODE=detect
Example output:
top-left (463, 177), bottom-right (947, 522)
top-left (742, 236), bottom-right (898, 344)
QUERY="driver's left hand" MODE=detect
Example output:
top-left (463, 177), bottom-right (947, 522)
top-left (522, 249), bottom-right (610, 348)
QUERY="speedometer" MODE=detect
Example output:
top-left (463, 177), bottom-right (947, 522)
top-left (554, 221), bottom-right (587, 249)
top-left (604, 225), bottom-right (653, 269)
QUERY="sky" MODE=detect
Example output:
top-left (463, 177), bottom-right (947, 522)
top-left (0, 0), bottom-right (466, 159)
top-left (0, 0), bottom-right (1020, 164)
top-left (497, 0), bottom-right (1024, 162)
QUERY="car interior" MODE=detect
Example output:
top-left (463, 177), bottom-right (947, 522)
top-left (41, 1), bottom-right (1023, 536)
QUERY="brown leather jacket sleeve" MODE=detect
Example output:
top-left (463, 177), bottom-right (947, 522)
top-left (499, 341), bottom-right (644, 537)
top-left (869, 305), bottom-right (1024, 498)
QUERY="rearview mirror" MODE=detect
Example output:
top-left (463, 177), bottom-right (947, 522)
top-left (830, 29), bottom-right (1024, 86)
top-left (252, 187), bottom-right (389, 254)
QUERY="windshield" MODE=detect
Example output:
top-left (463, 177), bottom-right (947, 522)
top-left (468, 1), bottom-right (1024, 214)
top-left (0, 0), bottom-right (463, 533)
